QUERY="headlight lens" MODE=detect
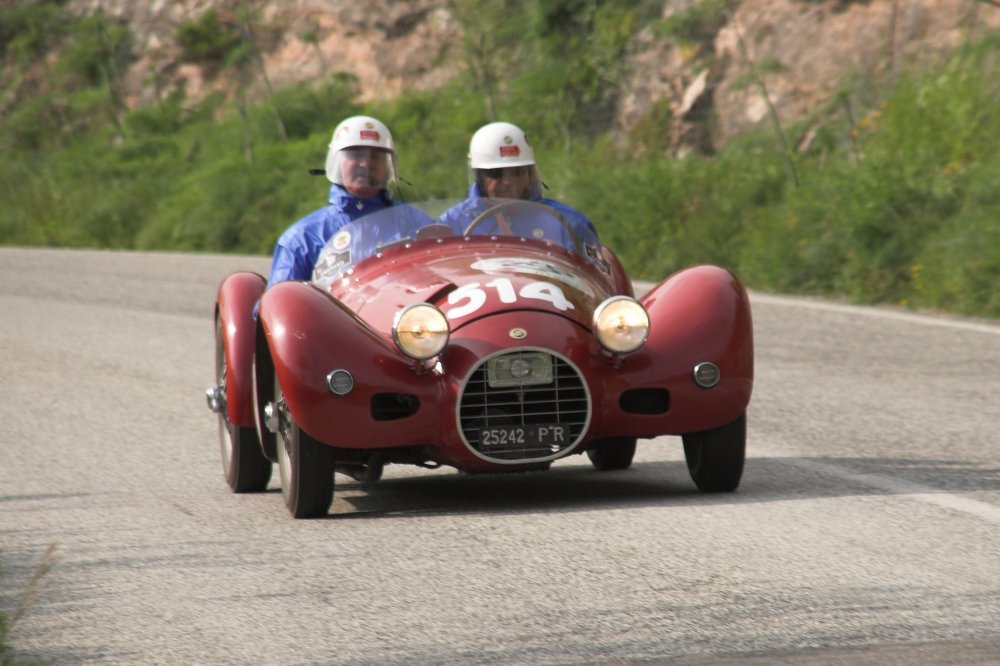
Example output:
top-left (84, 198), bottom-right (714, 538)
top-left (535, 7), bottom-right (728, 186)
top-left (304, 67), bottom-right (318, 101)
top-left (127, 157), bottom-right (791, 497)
top-left (393, 303), bottom-right (450, 360)
top-left (594, 296), bottom-right (649, 353)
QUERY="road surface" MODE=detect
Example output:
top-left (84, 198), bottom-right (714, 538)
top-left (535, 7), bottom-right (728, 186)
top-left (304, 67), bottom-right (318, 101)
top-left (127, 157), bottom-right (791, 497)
top-left (1, 247), bottom-right (998, 664)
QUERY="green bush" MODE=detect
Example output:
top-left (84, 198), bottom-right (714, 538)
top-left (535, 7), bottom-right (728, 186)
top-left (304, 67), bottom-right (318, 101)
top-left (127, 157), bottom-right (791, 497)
top-left (654, 0), bottom-right (734, 46)
top-left (0, 0), bottom-right (66, 62)
top-left (56, 13), bottom-right (132, 88)
top-left (175, 9), bottom-right (241, 68)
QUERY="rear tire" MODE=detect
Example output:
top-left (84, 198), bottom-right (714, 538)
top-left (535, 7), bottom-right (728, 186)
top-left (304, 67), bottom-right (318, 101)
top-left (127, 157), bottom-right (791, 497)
top-left (274, 371), bottom-right (334, 518)
top-left (586, 437), bottom-right (637, 471)
top-left (215, 316), bottom-right (272, 493)
top-left (682, 412), bottom-right (746, 492)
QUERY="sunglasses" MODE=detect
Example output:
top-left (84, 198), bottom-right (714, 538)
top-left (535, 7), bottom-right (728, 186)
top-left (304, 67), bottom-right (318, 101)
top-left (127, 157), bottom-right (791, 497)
top-left (342, 147), bottom-right (389, 161)
top-left (480, 166), bottom-right (531, 180)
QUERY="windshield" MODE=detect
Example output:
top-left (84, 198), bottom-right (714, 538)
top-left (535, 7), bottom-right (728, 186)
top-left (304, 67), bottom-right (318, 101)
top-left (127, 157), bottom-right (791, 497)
top-left (312, 199), bottom-right (602, 286)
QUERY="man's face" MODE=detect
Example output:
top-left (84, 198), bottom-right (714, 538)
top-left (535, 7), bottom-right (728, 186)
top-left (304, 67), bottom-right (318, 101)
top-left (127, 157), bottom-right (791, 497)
top-left (479, 166), bottom-right (531, 199)
top-left (340, 147), bottom-right (389, 199)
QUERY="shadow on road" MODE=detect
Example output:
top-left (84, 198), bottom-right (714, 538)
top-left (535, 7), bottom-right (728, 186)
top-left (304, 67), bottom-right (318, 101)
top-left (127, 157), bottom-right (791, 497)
top-left (324, 454), bottom-right (1000, 519)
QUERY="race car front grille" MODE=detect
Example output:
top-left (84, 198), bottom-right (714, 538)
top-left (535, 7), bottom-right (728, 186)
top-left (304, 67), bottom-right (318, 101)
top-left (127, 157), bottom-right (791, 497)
top-left (458, 350), bottom-right (590, 462)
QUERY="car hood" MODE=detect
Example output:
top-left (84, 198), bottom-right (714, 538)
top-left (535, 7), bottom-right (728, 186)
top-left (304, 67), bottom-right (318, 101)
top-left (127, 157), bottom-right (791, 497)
top-left (327, 235), bottom-right (615, 334)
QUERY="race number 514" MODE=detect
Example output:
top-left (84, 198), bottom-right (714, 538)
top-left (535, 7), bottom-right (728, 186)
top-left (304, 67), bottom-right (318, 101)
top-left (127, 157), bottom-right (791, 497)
top-left (446, 279), bottom-right (574, 319)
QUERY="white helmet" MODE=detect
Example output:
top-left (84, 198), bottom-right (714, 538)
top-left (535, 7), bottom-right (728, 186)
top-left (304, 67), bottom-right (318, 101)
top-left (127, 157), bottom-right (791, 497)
top-left (468, 121), bottom-right (542, 200)
top-left (469, 121), bottom-right (536, 169)
top-left (324, 115), bottom-right (398, 197)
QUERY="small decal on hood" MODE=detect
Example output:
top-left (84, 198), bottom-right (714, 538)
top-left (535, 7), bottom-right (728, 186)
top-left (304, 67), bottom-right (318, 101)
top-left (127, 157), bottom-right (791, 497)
top-left (585, 244), bottom-right (611, 274)
top-left (332, 229), bottom-right (352, 251)
top-left (313, 250), bottom-right (352, 283)
top-left (470, 257), bottom-right (594, 296)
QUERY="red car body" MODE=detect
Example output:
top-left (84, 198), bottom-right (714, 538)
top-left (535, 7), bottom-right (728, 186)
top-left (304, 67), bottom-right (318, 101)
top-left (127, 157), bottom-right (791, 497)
top-left (208, 200), bottom-right (753, 517)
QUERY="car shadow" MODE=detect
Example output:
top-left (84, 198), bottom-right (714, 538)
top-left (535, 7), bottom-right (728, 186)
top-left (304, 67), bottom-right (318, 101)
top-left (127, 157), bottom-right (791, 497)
top-left (324, 455), bottom-right (1000, 519)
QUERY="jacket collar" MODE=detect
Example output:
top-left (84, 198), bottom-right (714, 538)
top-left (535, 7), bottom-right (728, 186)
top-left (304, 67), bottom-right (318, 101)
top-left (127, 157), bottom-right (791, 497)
top-left (329, 184), bottom-right (388, 210)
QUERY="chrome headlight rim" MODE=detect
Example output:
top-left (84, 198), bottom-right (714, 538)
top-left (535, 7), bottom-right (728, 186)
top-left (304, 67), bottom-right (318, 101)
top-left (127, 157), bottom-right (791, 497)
top-left (593, 295), bottom-right (650, 354)
top-left (392, 303), bottom-right (450, 360)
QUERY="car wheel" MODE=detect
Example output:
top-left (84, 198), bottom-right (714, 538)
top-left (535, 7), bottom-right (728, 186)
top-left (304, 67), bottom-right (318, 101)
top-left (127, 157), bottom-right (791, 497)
top-left (274, 371), bottom-right (334, 518)
top-left (682, 412), bottom-right (746, 492)
top-left (215, 316), bottom-right (272, 493)
top-left (586, 437), bottom-right (637, 470)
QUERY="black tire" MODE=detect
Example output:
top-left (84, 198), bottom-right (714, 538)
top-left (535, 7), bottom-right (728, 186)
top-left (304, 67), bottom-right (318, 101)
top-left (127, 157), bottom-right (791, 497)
top-left (274, 371), bottom-right (334, 518)
top-left (682, 412), bottom-right (746, 492)
top-left (586, 437), bottom-right (637, 471)
top-left (215, 316), bottom-right (272, 493)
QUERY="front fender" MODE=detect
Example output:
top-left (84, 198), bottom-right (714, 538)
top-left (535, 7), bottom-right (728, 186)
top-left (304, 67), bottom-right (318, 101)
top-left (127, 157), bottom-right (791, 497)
top-left (216, 272), bottom-right (265, 427)
top-left (635, 264), bottom-right (754, 432)
top-left (258, 281), bottom-right (445, 447)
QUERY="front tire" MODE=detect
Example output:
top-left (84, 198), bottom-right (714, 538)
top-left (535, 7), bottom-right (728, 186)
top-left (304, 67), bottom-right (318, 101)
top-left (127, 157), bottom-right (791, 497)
top-left (682, 412), bottom-right (746, 492)
top-left (215, 316), bottom-right (272, 493)
top-left (274, 371), bottom-right (334, 518)
top-left (586, 437), bottom-right (637, 470)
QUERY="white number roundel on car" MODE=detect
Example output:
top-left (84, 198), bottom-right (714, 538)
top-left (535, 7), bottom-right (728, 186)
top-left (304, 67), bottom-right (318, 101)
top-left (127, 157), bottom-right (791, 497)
top-left (470, 257), bottom-right (593, 295)
top-left (446, 278), bottom-right (574, 319)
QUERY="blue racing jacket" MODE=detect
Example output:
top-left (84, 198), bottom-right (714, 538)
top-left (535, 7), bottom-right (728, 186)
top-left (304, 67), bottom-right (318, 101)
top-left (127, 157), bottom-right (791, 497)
top-left (266, 185), bottom-right (393, 288)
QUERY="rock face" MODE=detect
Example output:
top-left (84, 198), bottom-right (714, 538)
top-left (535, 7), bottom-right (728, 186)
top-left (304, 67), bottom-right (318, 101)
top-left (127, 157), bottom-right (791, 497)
top-left (64, 0), bottom-right (458, 108)
top-left (618, 0), bottom-right (1000, 152)
top-left (712, 0), bottom-right (999, 149)
top-left (62, 0), bottom-right (1000, 152)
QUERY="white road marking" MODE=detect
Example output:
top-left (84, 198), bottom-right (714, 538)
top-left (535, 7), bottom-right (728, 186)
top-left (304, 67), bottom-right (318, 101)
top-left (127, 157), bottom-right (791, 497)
top-left (749, 291), bottom-right (1000, 336)
top-left (746, 291), bottom-right (1000, 521)
top-left (778, 457), bottom-right (1000, 525)
top-left (640, 280), bottom-right (999, 522)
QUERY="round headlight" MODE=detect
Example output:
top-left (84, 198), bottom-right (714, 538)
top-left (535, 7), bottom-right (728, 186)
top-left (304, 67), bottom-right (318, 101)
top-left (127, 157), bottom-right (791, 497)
top-left (393, 303), bottom-right (450, 360)
top-left (594, 296), bottom-right (649, 354)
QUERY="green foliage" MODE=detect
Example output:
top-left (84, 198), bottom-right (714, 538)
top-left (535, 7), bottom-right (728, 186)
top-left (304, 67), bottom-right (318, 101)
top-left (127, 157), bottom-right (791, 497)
top-left (654, 0), bottom-right (734, 46)
top-left (564, 131), bottom-right (789, 278)
top-left (627, 99), bottom-right (674, 157)
top-left (124, 93), bottom-right (191, 135)
top-left (523, 0), bottom-right (648, 134)
top-left (0, 3), bottom-right (998, 318)
top-left (175, 9), bottom-right (241, 68)
top-left (56, 12), bottom-right (133, 88)
top-left (376, 79), bottom-right (487, 199)
top-left (263, 73), bottom-right (360, 140)
top-left (731, 56), bottom-right (788, 93)
top-left (0, 0), bottom-right (66, 62)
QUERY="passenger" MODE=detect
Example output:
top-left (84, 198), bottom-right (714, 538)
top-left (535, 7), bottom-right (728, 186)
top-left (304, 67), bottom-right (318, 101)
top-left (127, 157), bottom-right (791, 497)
top-left (438, 121), bottom-right (598, 244)
top-left (266, 115), bottom-right (402, 287)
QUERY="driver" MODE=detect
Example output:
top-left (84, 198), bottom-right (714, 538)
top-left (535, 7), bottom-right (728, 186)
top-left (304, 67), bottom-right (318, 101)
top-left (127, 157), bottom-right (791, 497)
top-left (438, 121), bottom-right (598, 242)
top-left (266, 115), bottom-right (401, 287)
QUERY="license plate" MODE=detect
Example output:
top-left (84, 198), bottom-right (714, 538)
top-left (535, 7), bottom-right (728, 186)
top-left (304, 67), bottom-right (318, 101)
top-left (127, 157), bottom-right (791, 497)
top-left (479, 424), bottom-right (568, 448)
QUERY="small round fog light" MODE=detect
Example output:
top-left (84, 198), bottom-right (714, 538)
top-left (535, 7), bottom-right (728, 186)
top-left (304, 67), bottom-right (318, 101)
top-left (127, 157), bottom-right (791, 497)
top-left (326, 369), bottom-right (354, 396)
top-left (692, 362), bottom-right (720, 389)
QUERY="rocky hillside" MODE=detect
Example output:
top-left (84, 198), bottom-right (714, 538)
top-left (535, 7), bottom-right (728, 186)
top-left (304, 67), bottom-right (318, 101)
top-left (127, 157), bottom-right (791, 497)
top-left (55, 0), bottom-right (1000, 152)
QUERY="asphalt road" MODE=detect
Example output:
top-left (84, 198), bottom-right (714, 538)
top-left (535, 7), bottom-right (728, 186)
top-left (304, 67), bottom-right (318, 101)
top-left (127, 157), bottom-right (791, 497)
top-left (1, 247), bottom-right (998, 665)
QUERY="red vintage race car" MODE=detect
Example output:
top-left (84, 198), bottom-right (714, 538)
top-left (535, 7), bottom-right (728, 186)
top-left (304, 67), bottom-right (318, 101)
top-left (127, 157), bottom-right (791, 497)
top-left (206, 199), bottom-right (754, 518)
